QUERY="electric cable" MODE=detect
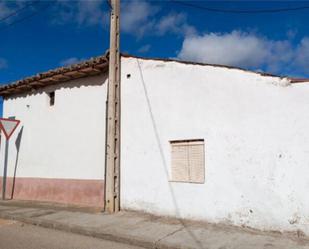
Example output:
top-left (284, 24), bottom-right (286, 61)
top-left (0, 1), bottom-right (40, 23)
top-left (170, 0), bottom-right (309, 14)
top-left (0, 2), bottom-right (51, 32)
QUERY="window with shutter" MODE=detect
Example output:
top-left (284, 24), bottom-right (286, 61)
top-left (170, 139), bottom-right (205, 183)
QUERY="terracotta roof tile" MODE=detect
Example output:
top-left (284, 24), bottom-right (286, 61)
top-left (0, 53), bottom-right (109, 97)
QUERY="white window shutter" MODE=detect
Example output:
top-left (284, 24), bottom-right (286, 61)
top-left (170, 140), bottom-right (205, 183)
top-left (188, 142), bottom-right (205, 183)
top-left (171, 144), bottom-right (189, 182)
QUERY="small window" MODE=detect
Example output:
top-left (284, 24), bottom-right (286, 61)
top-left (49, 92), bottom-right (55, 106)
top-left (170, 139), bottom-right (205, 183)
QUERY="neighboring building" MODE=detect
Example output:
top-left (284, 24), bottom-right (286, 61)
top-left (1, 54), bottom-right (309, 236)
top-left (0, 55), bottom-right (109, 207)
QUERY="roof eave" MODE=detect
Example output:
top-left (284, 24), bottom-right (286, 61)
top-left (0, 54), bottom-right (109, 98)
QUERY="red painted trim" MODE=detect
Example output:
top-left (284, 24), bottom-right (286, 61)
top-left (0, 118), bottom-right (20, 140)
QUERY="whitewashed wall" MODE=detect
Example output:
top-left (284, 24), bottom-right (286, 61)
top-left (2, 56), bottom-right (309, 234)
top-left (0, 75), bottom-right (107, 180)
top-left (121, 57), bottom-right (309, 236)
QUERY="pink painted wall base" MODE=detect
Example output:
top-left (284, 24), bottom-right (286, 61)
top-left (0, 177), bottom-right (104, 208)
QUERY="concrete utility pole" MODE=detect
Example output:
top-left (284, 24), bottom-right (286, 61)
top-left (105, 0), bottom-right (121, 213)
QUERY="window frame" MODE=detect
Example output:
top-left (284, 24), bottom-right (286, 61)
top-left (169, 139), bottom-right (205, 184)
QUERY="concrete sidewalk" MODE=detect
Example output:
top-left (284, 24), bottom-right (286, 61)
top-left (0, 201), bottom-right (308, 249)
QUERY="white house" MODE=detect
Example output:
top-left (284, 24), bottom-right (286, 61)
top-left (1, 54), bottom-right (309, 236)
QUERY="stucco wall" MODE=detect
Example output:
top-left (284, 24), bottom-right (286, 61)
top-left (120, 57), bottom-right (309, 235)
top-left (0, 74), bottom-right (107, 206)
top-left (1, 56), bottom-right (309, 234)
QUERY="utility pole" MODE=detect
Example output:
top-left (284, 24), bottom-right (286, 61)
top-left (105, 0), bottom-right (121, 213)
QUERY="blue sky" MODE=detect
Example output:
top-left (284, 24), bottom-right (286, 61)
top-left (1, 1), bottom-right (309, 115)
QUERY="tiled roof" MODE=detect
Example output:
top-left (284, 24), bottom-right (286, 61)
top-left (1, 53), bottom-right (308, 97)
top-left (0, 53), bottom-right (109, 97)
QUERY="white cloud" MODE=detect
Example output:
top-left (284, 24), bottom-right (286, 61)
top-left (287, 29), bottom-right (297, 40)
top-left (121, 1), bottom-right (195, 38)
top-left (138, 44), bottom-right (151, 53)
top-left (295, 38), bottom-right (309, 73)
top-left (76, 0), bottom-right (107, 26)
top-left (156, 13), bottom-right (196, 36)
top-left (0, 1), bottom-right (27, 23)
top-left (178, 31), bottom-right (271, 68)
top-left (0, 2), bottom-right (12, 20)
top-left (266, 40), bottom-right (293, 73)
top-left (60, 57), bottom-right (84, 66)
top-left (121, 0), bottom-right (158, 37)
top-left (54, 0), bottom-right (108, 26)
top-left (177, 31), bottom-right (309, 75)
top-left (0, 58), bottom-right (8, 69)
top-left (53, 0), bottom-right (195, 39)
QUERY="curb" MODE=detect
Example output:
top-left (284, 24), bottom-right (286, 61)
top-left (0, 200), bottom-right (103, 213)
top-left (0, 212), bottom-right (166, 249)
top-left (2, 206), bottom-right (307, 249)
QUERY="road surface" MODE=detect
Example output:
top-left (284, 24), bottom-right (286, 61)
top-left (0, 218), bottom-right (144, 249)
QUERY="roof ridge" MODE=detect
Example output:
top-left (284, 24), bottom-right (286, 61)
top-left (1, 52), bottom-right (308, 97)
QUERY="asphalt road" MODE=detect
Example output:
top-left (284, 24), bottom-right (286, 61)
top-left (0, 218), bottom-right (144, 249)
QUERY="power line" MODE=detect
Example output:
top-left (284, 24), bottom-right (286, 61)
top-left (0, 2), bottom-right (51, 32)
top-left (170, 0), bottom-right (309, 14)
top-left (0, 1), bottom-right (40, 23)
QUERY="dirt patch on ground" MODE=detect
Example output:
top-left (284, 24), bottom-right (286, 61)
top-left (0, 218), bottom-right (16, 226)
